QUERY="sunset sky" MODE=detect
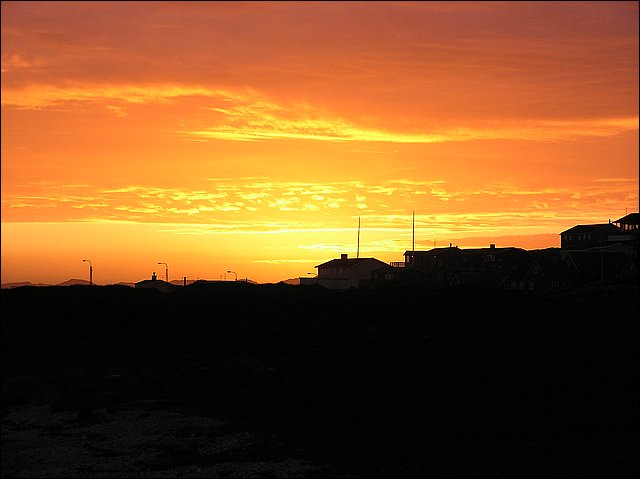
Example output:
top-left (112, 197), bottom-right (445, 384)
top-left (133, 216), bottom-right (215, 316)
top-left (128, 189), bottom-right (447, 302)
top-left (2, 1), bottom-right (638, 285)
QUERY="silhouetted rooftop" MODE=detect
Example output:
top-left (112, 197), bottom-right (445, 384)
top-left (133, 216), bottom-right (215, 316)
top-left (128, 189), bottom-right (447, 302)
top-left (614, 212), bottom-right (639, 225)
top-left (560, 223), bottom-right (621, 235)
top-left (404, 246), bottom-right (523, 256)
top-left (315, 257), bottom-right (382, 269)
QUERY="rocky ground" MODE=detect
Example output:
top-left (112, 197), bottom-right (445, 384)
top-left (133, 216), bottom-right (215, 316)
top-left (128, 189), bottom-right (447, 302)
top-left (2, 283), bottom-right (638, 477)
top-left (2, 399), bottom-right (338, 478)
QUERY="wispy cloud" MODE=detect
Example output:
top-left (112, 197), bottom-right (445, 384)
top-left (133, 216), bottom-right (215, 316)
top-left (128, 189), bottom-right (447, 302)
top-left (3, 178), bottom-right (636, 239)
top-left (0, 84), bottom-right (254, 109)
top-left (188, 101), bottom-right (639, 143)
top-left (2, 81), bottom-right (636, 142)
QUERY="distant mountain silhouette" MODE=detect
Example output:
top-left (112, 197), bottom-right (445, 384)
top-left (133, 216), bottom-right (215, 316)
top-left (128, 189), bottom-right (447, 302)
top-left (56, 278), bottom-right (92, 286)
top-left (1, 281), bottom-right (50, 289)
top-left (2, 279), bottom-right (93, 289)
top-left (1, 278), bottom-right (262, 289)
top-left (280, 277), bottom-right (301, 285)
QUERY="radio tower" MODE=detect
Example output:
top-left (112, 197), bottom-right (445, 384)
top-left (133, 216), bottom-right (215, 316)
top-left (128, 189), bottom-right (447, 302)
top-left (357, 217), bottom-right (361, 259)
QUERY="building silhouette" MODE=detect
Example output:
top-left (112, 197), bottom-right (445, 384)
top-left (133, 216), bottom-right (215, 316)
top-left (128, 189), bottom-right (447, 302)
top-left (135, 272), bottom-right (179, 293)
top-left (305, 212), bottom-right (639, 291)
top-left (560, 213), bottom-right (639, 252)
top-left (309, 254), bottom-right (389, 289)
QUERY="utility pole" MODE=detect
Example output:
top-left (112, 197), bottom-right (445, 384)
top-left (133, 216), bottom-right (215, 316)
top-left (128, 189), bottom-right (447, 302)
top-left (82, 259), bottom-right (93, 286)
top-left (412, 210), bottom-right (415, 265)
top-left (357, 217), bottom-right (361, 259)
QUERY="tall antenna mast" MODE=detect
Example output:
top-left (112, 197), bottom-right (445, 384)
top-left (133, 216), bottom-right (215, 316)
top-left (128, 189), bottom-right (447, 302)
top-left (357, 217), bottom-right (361, 259)
top-left (412, 210), bottom-right (415, 264)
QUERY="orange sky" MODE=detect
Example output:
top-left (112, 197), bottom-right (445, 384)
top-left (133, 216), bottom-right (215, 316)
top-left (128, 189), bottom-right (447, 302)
top-left (2, 1), bottom-right (638, 285)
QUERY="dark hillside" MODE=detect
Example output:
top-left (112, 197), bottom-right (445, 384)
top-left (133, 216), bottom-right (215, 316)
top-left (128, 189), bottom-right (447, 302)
top-left (2, 284), bottom-right (638, 477)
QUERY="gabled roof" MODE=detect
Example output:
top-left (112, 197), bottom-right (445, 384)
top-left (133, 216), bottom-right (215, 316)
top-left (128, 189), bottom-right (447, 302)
top-left (614, 212), bottom-right (639, 225)
top-left (135, 279), bottom-right (171, 286)
top-left (560, 223), bottom-right (620, 235)
top-left (315, 257), bottom-right (383, 269)
top-left (134, 279), bottom-right (178, 290)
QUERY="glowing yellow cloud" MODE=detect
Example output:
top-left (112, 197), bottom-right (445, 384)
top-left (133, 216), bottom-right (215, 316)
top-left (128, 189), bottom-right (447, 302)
top-left (3, 82), bottom-right (636, 143)
top-left (3, 179), bottom-right (636, 237)
top-left (188, 114), bottom-right (639, 144)
top-left (0, 84), bottom-right (254, 109)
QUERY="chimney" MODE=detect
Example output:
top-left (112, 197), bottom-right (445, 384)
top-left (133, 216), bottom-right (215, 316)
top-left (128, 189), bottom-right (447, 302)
top-left (490, 244), bottom-right (495, 249)
top-left (183, 276), bottom-right (187, 287)
top-left (449, 242), bottom-right (452, 248)
top-left (341, 253), bottom-right (348, 260)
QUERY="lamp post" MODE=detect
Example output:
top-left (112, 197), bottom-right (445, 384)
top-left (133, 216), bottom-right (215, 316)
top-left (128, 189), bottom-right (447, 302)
top-left (82, 259), bottom-right (93, 286)
top-left (227, 270), bottom-right (237, 281)
top-left (158, 262), bottom-right (168, 283)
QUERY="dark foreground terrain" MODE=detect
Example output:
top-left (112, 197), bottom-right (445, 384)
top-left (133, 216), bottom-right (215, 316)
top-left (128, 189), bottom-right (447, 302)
top-left (2, 282), bottom-right (638, 477)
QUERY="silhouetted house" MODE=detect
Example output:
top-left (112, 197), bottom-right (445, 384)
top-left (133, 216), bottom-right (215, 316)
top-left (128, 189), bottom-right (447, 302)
top-left (135, 273), bottom-right (179, 293)
top-left (500, 248), bottom-right (581, 291)
top-left (610, 212), bottom-right (640, 255)
top-left (612, 212), bottom-right (639, 233)
top-left (315, 254), bottom-right (388, 289)
top-left (557, 214), bottom-right (639, 286)
top-left (460, 246), bottom-right (529, 287)
top-left (402, 245), bottom-right (527, 287)
top-left (560, 213), bottom-right (639, 259)
top-left (404, 246), bottom-right (461, 269)
top-left (370, 262), bottom-right (432, 287)
top-left (401, 246), bottom-right (460, 286)
top-left (560, 223), bottom-right (622, 250)
top-left (370, 264), bottom-right (398, 285)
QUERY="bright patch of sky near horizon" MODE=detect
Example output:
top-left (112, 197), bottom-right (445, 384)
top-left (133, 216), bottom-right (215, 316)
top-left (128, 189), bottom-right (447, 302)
top-left (1, 1), bottom-right (638, 284)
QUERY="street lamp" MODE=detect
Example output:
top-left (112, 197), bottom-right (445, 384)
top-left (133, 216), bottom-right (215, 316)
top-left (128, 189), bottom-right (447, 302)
top-left (227, 270), bottom-right (237, 281)
top-left (82, 259), bottom-right (93, 286)
top-left (158, 262), bottom-right (168, 283)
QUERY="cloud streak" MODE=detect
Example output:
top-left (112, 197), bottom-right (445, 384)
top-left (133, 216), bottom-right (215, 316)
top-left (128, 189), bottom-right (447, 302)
top-left (2, 81), bottom-right (636, 143)
top-left (3, 178), bottom-right (636, 239)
